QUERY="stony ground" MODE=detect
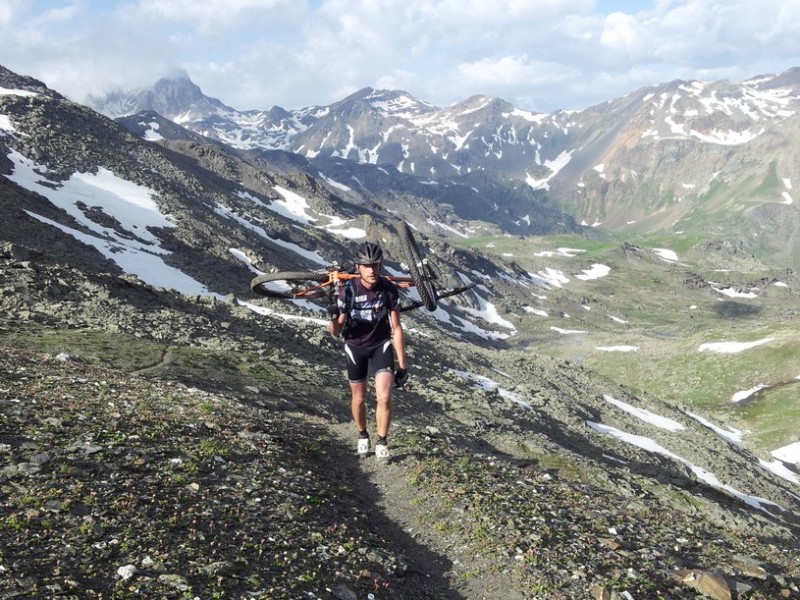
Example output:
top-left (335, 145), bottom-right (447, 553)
top-left (2, 343), bottom-right (799, 600)
top-left (1, 254), bottom-right (800, 599)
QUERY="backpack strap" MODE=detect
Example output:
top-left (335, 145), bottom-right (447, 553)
top-left (344, 278), bottom-right (355, 313)
top-left (378, 277), bottom-right (394, 333)
top-left (343, 279), bottom-right (355, 331)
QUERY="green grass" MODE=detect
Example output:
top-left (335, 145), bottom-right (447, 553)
top-left (449, 233), bottom-right (616, 258)
top-left (633, 234), bottom-right (706, 255)
top-left (198, 437), bottom-right (230, 458)
top-left (0, 324), bottom-right (165, 370)
top-left (0, 322), bottom-right (289, 396)
top-left (576, 323), bottom-right (799, 452)
top-left (754, 160), bottom-right (781, 196)
top-left (513, 238), bottom-right (800, 458)
top-left (740, 384), bottom-right (800, 453)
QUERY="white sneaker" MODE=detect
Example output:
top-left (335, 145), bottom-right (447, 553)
top-left (375, 442), bottom-right (389, 462)
top-left (357, 437), bottom-right (370, 456)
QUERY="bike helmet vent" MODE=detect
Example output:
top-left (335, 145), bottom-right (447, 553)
top-left (355, 242), bottom-right (384, 264)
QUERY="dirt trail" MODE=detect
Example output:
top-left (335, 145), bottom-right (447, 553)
top-left (130, 347), bottom-right (174, 376)
top-left (325, 419), bottom-right (522, 600)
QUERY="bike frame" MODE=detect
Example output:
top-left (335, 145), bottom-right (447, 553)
top-left (290, 269), bottom-right (416, 300)
top-left (250, 222), bottom-right (475, 312)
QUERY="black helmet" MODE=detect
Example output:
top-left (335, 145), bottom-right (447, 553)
top-left (354, 242), bottom-right (384, 264)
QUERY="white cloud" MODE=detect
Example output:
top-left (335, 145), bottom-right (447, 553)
top-left (0, 1), bottom-right (25, 25)
top-left (4, 1), bottom-right (800, 114)
top-left (600, 12), bottom-right (642, 52)
top-left (134, 0), bottom-right (294, 28)
top-left (456, 56), bottom-right (575, 91)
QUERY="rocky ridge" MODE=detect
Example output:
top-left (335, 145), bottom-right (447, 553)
top-left (1, 249), bottom-right (799, 599)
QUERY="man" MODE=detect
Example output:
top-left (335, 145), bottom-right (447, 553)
top-left (328, 242), bottom-right (408, 462)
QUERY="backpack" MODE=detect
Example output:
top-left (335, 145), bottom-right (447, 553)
top-left (342, 277), bottom-right (392, 326)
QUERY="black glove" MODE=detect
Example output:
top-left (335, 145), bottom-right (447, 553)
top-left (394, 368), bottom-right (409, 388)
top-left (327, 305), bottom-right (341, 321)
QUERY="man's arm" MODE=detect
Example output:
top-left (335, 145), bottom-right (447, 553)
top-left (328, 312), bottom-right (346, 337)
top-left (390, 309), bottom-right (406, 369)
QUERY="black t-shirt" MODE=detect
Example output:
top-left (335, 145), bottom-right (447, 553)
top-left (338, 277), bottom-right (399, 348)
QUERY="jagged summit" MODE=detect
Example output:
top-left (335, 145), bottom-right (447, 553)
top-left (88, 70), bottom-right (231, 120)
top-left (333, 86), bottom-right (437, 119)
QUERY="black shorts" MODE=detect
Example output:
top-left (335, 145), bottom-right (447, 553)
top-left (344, 341), bottom-right (395, 383)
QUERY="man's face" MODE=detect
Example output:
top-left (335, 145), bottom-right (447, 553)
top-left (356, 261), bottom-right (381, 286)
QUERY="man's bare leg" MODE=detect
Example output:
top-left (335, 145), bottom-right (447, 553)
top-left (350, 380), bottom-right (368, 432)
top-left (374, 371), bottom-right (393, 438)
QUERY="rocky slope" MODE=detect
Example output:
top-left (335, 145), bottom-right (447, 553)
top-left (1, 249), bottom-right (799, 600)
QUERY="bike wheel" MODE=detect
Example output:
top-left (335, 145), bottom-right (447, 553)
top-left (250, 271), bottom-right (330, 299)
top-left (398, 222), bottom-right (437, 311)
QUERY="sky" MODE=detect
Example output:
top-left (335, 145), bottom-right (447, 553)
top-left (3, 0), bottom-right (800, 113)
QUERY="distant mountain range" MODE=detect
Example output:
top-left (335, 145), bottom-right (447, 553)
top-left (86, 68), bottom-right (800, 267)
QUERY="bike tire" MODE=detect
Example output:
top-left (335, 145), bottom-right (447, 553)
top-left (398, 223), bottom-right (437, 311)
top-left (250, 271), bottom-right (330, 299)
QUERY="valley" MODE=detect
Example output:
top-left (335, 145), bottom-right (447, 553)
top-left (449, 232), bottom-right (800, 461)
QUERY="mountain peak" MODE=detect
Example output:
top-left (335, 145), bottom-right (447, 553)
top-left (749, 66), bottom-right (800, 90)
top-left (330, 87), bottom-right (435, 121)
top-left (146, 72), bottom-right (215, 114)
top-left (88, 70), bottom-right (231, 119)
top-left (159, 67), bottom-right (193, 83)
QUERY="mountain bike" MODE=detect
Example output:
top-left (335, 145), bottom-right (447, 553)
top-left (249, 222), bottom-right (475, 312)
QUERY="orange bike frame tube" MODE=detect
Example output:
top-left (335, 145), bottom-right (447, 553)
top-left (290, 270), bottom-right (416, 298)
